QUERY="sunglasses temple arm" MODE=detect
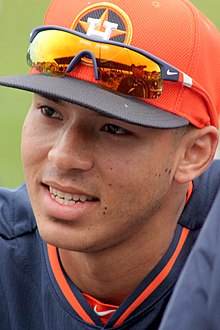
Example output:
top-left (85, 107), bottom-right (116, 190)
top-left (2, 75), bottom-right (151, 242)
top-left (178, 71), bottom-right (217, 127)
top-left (160, 64), bottom-right (216, 125)
top-left (159, 62), bottom-right (179, 82)
top-left (66, 50), bottom-right (99, 80)
top-left (191, 80), bottom-right (218, 127)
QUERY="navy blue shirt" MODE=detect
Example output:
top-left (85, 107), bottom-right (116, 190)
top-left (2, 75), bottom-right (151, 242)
top-left (159, 165), bottom-right (220, 330)
top-left (0, 161), bottom-right (220, 329)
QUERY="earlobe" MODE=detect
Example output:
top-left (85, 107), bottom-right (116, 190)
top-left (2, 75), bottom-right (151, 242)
top-left (174, 126), bottom-right (219, 184)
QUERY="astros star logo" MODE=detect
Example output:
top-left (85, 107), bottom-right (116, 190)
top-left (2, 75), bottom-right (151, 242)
top-left (71, 2), bottom-right (133, 44)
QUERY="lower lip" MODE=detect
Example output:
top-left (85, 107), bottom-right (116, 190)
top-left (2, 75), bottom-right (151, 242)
top-left (42, 187), bottom-right (98, 221)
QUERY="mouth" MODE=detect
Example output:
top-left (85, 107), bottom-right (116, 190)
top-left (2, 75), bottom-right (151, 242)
top-left (49, 186), bottom-right (98, 206)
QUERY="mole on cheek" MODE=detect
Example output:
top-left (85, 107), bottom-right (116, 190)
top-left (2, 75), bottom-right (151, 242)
top-left (103, 206), bottom-right (108, 215)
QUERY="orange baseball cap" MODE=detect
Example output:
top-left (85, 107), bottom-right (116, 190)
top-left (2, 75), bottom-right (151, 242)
top-left (0, 0), bottom-right (220, 128)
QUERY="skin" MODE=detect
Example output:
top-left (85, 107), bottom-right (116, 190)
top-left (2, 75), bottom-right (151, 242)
top-left (21, 93), bottom-right (218, 305)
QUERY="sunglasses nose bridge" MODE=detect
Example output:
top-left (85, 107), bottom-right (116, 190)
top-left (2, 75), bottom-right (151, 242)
top-left (66, 50), bottom-right (99, 80)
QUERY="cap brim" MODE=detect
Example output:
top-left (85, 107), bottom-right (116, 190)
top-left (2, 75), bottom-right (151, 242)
top-left (0, 74), bottom-right (189, 128)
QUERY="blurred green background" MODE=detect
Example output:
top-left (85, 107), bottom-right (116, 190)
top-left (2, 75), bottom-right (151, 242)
top-left (0, 0), bottom-right (220, 188)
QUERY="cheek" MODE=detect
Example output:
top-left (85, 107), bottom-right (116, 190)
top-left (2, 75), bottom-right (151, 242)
top-left (100, 150), bottom-right (173, 207)
top-left (21, 120), bottom-right (48, 175)
top-left (98, 154), bottom-right (149, 204)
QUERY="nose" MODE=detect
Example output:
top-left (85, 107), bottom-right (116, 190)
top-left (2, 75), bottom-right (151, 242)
top-left (48, 126), bottom-right (94, 172)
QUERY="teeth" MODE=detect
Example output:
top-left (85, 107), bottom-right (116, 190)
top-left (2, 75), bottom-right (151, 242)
top-left (49, 186), bottom-right (93, 205)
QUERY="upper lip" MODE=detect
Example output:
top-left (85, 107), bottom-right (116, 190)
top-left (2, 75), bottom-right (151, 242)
top-left (42, 181), bottom-right (99, 200)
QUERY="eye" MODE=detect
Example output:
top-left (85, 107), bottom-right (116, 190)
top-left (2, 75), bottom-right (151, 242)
top-left (40, 106), bottom-right (61, 119)
top-left (102, 123), bottom-right (130, 135)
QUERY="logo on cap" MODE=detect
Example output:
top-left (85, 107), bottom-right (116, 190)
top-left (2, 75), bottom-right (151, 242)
top-left (71, 2), bottom-right (133, 44)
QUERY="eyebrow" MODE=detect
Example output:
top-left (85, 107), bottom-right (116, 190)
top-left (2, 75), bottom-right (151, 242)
top-left (38, 93), bottom-right (66, 105)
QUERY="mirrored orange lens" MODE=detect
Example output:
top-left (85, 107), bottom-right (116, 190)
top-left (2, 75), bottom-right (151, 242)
top-left (27, 29), bottom-right (163, 99)
top-left (27, 30), bottom-right (84, 76)
top-left (98, 45), bottom-right (162, 99)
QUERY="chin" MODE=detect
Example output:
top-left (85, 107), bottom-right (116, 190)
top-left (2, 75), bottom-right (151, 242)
top-left (38, 227), bottom-right (100, 253)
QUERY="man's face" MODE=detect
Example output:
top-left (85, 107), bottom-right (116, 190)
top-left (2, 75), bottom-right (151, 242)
top-left (22, 94), bottom-right (182, 253)
top-left (132, 67), bottom-right (144, 79)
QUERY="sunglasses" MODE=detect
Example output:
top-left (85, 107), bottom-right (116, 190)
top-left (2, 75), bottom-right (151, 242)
top-left (27, 26), bottom-right (209, 103)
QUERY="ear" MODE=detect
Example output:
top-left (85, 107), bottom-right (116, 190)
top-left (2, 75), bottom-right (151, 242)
top-left (174, 126), bottom-right (219, 184)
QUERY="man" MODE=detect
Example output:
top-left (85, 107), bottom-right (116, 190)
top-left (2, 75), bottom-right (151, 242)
top-left (159, 187), bottom-right (220, 330)
top-left (0, 0), bottom-right (220, 329)
top-left (117, 64), bottom-right (151, 98)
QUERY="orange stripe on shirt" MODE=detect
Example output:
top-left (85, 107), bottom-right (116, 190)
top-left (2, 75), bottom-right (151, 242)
top-left (113, 227), bottom-right (190, 327)
top-left (186, 181), bottom-right (193, 204)
top-left (47, 244), bottom-right (95, 324)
